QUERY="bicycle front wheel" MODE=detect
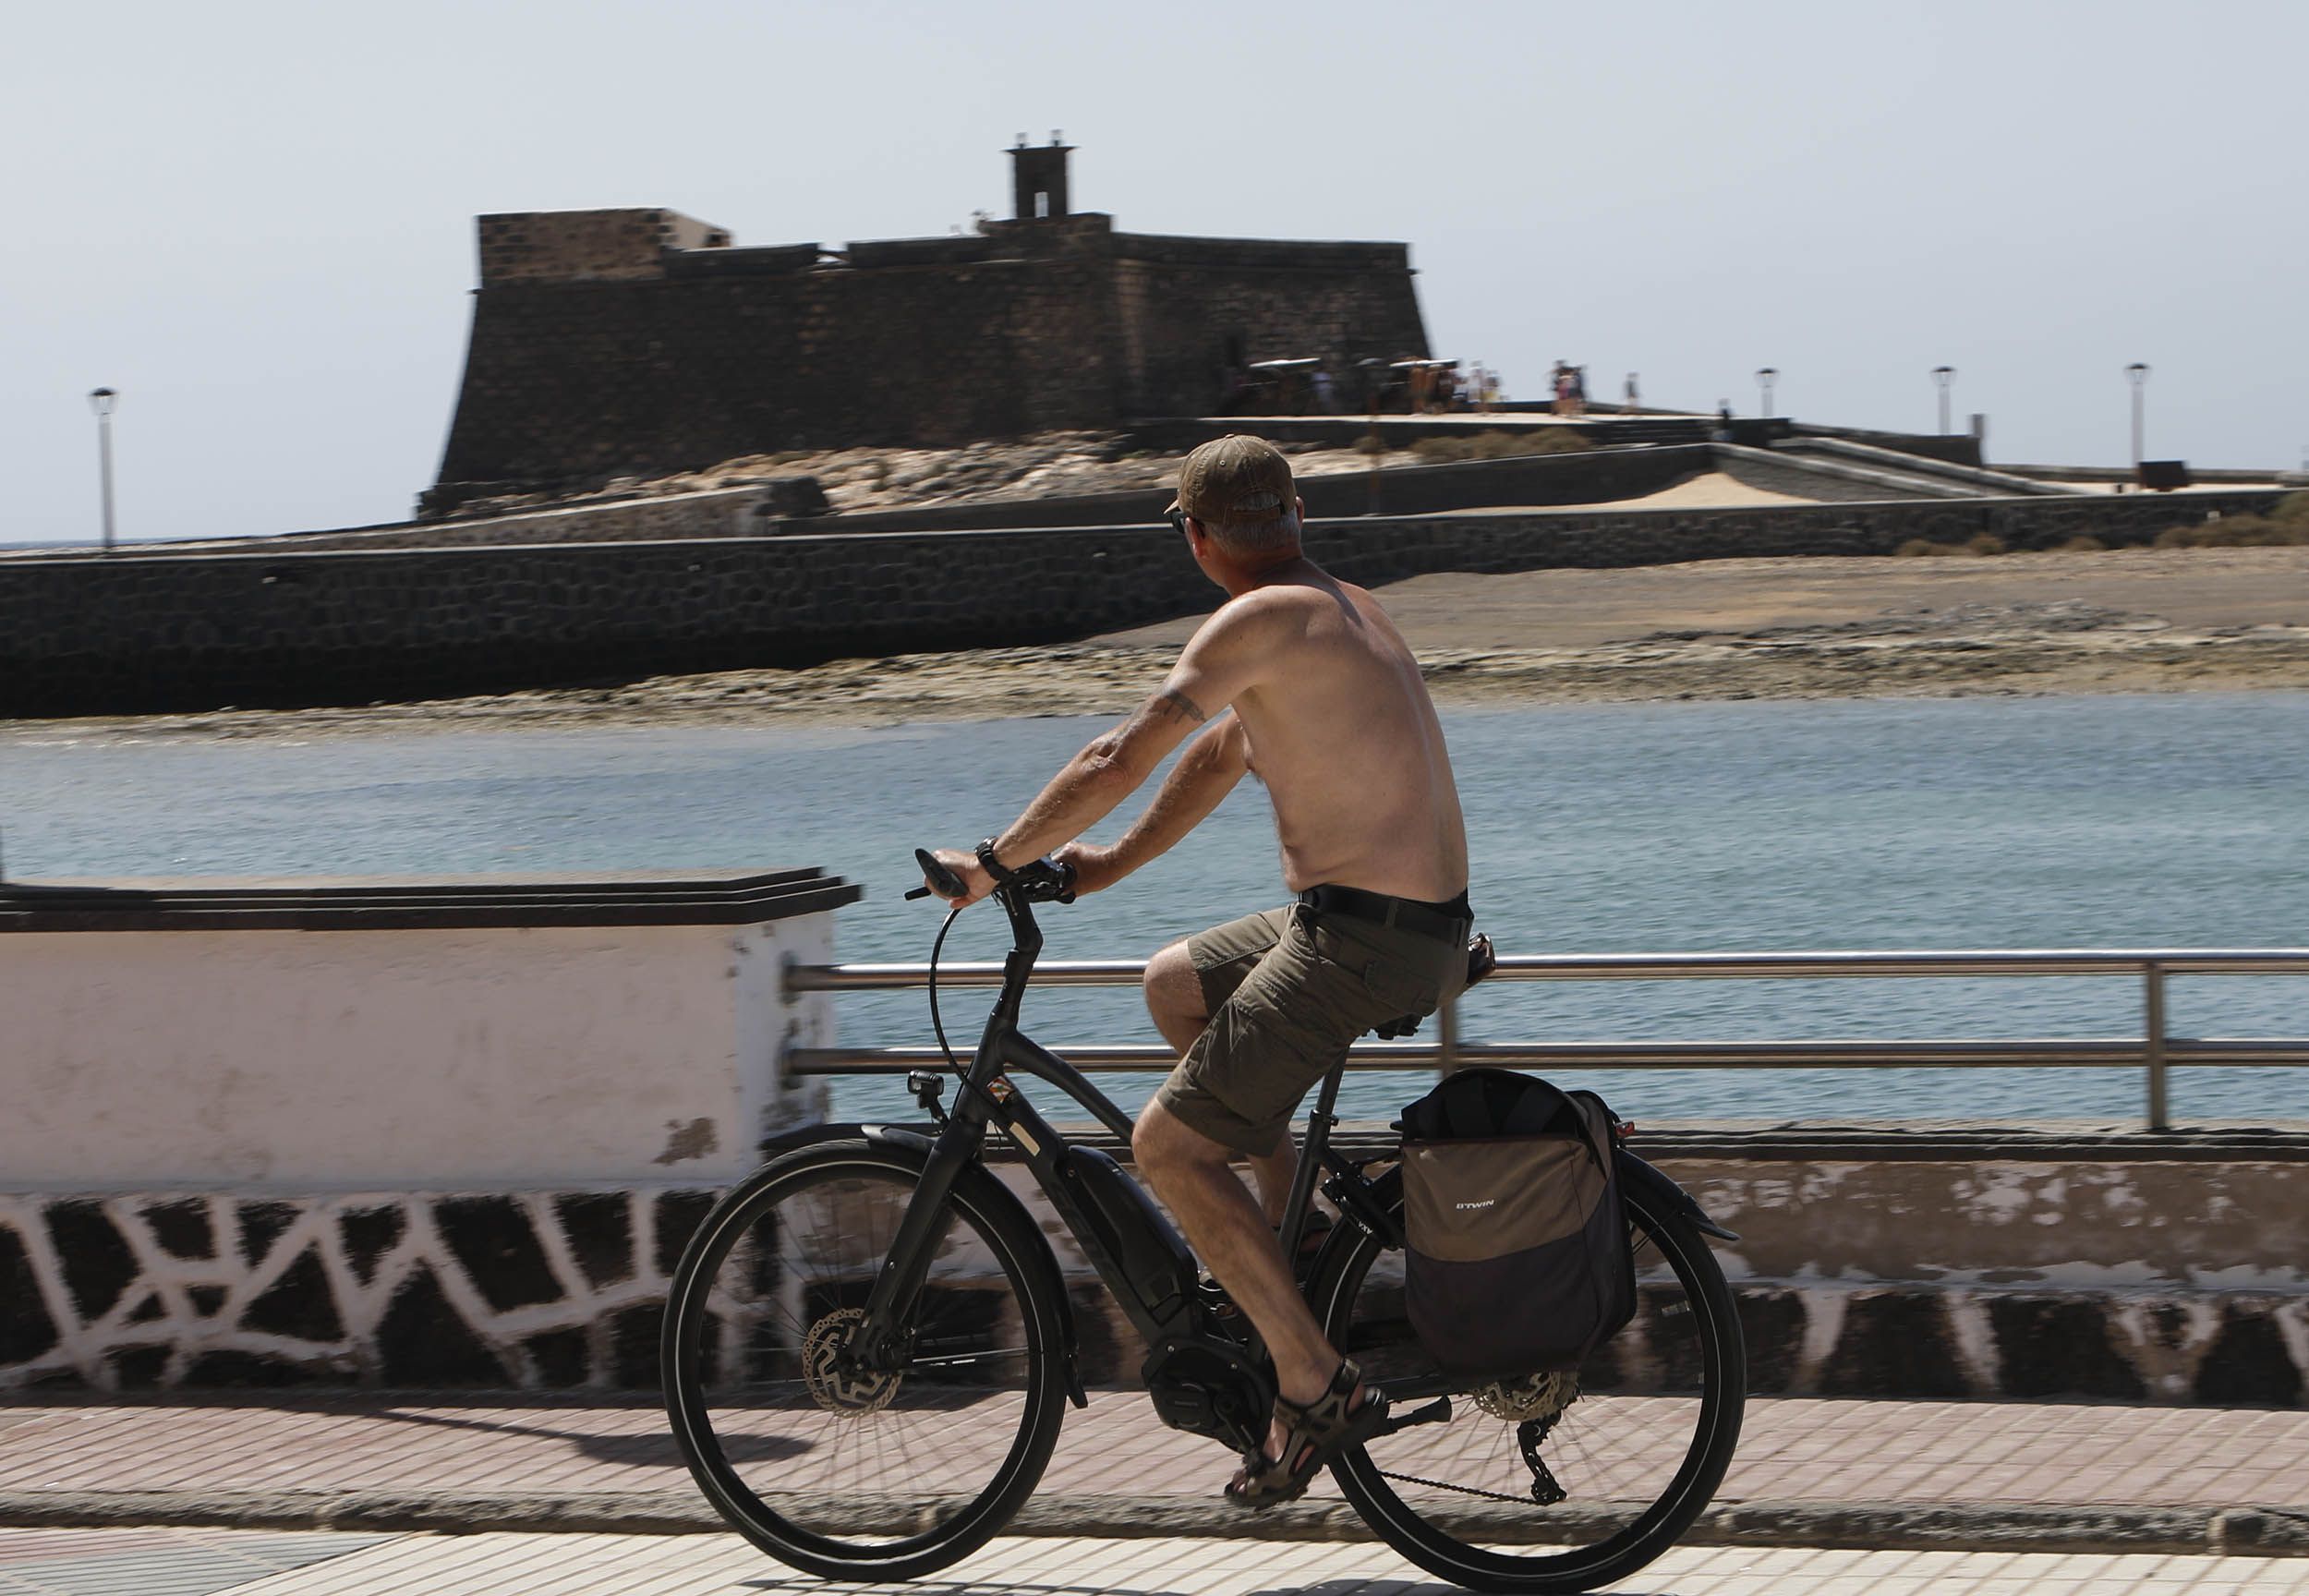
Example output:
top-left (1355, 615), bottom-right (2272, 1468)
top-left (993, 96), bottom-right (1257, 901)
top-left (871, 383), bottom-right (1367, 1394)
top-left (661, 1139), bottom-right (1070, 1581)
top-left (1310, 1181), bottom-right (1746, 1594)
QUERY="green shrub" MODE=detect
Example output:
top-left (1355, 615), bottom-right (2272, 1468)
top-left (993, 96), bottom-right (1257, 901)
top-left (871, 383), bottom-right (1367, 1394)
top-left (1894, 535), bottom-right (2002, 557)
top-left (2273, 490), bottom-right (2309, 524)
top-left (2154, 515), bottom-right (2309, 548)
top-left (1408, 428), bottom-right (1589, 465)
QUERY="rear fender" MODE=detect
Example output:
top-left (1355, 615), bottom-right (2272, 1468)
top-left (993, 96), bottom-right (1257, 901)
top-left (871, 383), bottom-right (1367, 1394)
top-left (1616, 1148), bottom-right (1741, 1242)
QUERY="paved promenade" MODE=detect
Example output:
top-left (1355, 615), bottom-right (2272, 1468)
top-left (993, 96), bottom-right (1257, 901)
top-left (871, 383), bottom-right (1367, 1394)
top-left (2, 1392), bottom-right (2304, 1591)
top-left (6, 1528), bottom-right (2309, 1596)
top-left (5, 1393), bottom-right (2306, 1526)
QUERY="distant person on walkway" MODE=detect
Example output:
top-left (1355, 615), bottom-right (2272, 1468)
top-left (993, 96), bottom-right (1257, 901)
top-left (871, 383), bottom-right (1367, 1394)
top-left (1624, 373), bottom-right (1641, 415)
top-left (1569, 367), bottom-right (1589, 417)
top-left (1712, 400), bottom-right (1735, 442)
top-left (1552, 361), bottom-right (1574, 417)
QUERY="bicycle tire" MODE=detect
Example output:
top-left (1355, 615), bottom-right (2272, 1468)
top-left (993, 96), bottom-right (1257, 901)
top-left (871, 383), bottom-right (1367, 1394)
top-left (1309, 1180), bottom-right (1745, 1593)
top-left (661, 1139), bottom-right (1070, 1580)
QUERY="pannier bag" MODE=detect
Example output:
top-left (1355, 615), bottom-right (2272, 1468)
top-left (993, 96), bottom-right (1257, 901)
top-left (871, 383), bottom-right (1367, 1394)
top-left (1397, 1069), bottom-right (1637, 1379)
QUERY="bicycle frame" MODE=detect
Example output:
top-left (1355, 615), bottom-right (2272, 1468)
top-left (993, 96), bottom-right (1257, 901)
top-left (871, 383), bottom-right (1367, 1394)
top-left (842, 878), bottom-right (1737, 1417)
top-left (847, 883), bottom-right (1393, 1381)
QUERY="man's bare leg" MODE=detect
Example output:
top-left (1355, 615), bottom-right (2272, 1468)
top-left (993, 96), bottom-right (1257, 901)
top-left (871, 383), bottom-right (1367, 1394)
top-left (1137, 941), bottom-right (1361, 1451)
top-left (1143, 941), bottom-right (1296, 1222)
top-left (1132, 1098), bottom-right (1338, 1411)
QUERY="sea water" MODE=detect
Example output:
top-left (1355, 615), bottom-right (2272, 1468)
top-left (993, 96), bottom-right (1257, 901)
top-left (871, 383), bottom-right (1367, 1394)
top-left (4, 693), bottom-right (2305, 1126)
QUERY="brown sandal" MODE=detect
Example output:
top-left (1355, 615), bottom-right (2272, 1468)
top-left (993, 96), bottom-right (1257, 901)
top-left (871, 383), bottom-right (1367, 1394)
top-left (1224, 1358), bottom-right (1390, 1508)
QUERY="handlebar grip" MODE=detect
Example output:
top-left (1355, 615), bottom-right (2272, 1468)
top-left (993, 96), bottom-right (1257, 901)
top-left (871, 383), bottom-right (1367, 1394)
top-left (913, 847), bottom-right (969, 901)
top-left (904, 886), bottom-right (933, 901)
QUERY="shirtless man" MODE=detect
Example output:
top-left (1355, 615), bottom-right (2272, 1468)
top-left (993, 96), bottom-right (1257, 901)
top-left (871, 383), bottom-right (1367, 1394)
top-left (927, 433), bottom-right (1472, 1505)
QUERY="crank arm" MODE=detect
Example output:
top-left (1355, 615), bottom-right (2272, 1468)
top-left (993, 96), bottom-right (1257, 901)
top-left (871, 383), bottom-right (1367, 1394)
top-left (1376, 1396), bottom-right (1452, 1438)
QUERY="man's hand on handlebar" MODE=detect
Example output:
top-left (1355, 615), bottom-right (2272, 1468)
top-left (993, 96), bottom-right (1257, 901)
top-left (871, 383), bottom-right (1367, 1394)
top-left (924, 848), bottom-right (995, 908)
top-left (911, 844), bottom-right (1079, 907)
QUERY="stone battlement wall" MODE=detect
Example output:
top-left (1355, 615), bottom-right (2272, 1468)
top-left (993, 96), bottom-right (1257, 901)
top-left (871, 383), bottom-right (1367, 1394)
top-left (433, 210), bottom-right (1428, 492)
top-left (0, 490), bottom-right (2287, 718)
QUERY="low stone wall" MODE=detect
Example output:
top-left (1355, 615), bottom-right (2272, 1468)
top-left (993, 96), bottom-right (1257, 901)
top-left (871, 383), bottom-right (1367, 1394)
top-left (1, 489), bottom-right (2289, 717)
top-left (251, 487), bottom-right (758, 553)
top-left (814, 444), bottom-right (1715, 535)
top-left (0, 867), bottom-right (855, 1394)
top-left (9, 1130), bottom-right (2302, 1401)
top-left (0, 1186), bottom-right (715, 1391)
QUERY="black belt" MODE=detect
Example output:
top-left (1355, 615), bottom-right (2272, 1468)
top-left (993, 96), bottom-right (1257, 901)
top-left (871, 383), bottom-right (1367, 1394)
top-left (1297, 884), bottom-right (1472, 944)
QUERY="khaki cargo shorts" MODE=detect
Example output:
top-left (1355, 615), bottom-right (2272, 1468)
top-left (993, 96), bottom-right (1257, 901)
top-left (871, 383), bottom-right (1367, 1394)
top-left (1154, 903), bottom-right (1469, 1156)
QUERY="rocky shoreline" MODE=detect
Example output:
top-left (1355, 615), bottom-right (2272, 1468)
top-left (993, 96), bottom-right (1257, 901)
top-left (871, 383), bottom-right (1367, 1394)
top-left (7, 598), bottom-right (2303, 744)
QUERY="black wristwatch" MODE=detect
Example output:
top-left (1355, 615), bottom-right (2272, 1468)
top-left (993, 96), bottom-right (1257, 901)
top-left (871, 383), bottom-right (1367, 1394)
top-left (975, 839), bottom-right (1021, 885)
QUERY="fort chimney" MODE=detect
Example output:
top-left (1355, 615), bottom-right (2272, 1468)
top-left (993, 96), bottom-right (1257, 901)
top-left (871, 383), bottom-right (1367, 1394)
top-left (1009, 132), bottom-right (1072, 222)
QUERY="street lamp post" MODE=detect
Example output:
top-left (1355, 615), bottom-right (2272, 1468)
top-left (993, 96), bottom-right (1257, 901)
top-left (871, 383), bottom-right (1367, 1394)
top-left (2125, 363), bottom-right (2150, 471)
top-left (1754, 367), bottom-right (1778, 419)
top-left (87, 388), bottom-right (118, 552)
top-left (1932, 366), bottom-right (1956, 435)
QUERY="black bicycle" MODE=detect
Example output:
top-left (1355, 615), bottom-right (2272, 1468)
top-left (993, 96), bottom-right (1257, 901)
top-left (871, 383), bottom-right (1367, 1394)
top-left (662, 851), bottom-right (1746, 1594)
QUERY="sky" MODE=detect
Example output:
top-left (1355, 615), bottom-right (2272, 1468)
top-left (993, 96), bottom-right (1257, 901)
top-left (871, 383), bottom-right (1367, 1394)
top-left (6, 0), bottom-right (2303, 546)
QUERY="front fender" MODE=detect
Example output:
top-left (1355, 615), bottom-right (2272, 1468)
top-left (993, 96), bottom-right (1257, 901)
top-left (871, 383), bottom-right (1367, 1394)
top-left (748, 1120), bottom-right (1087, 1401)
top-left (758, 1119), bottom-right (941, 1158)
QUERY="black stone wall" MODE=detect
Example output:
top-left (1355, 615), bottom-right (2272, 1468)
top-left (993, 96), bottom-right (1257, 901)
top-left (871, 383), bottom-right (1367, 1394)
top-left (0, 490), bottom-right (2288, 719)
top-left (433, 218), bottom-right (1430, 495)
top-left (0, 1190), bottom-right (721, 1392)
top-left (437, 230), bottom-right (1120, 490)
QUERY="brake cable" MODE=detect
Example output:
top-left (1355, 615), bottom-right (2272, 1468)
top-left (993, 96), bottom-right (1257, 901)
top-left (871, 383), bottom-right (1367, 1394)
top-left (925, 901), bottom-right (966, 1075)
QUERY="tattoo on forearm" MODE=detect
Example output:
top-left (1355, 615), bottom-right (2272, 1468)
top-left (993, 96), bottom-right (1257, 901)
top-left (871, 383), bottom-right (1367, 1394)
top-left (1154, 687), bottom-right (1206, 726)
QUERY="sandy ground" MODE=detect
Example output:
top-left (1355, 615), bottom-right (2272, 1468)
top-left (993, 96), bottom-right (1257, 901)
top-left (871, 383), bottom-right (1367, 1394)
top-left (1422, 471), bottom-right (1816, 514)
top-left (8, 546), bottom-right (2305, 744)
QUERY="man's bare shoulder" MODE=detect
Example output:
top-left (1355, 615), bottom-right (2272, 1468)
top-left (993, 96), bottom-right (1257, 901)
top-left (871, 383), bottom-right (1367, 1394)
top-left (1193, 577), bottom-right (1350, 640)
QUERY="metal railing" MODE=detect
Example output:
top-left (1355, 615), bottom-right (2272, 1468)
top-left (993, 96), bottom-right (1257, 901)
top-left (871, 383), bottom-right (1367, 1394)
top-left (786, 949), bottom-right (2309, 1131)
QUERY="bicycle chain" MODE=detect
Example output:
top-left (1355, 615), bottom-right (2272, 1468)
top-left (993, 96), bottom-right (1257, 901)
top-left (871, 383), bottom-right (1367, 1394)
top-left (1373, 1468), bottom-right (1536, 1505)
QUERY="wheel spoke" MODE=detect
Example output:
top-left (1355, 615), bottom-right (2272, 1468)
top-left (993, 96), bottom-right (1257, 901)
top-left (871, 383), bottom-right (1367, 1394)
top-left (1319, 1185), bottom-right (1746, 1586)
top-left (661, 1146), bottom-right (1064, 1580)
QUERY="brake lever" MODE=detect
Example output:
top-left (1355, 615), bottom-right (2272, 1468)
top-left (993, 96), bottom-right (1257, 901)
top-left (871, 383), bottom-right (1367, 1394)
top-left (911, 846), bottom-right (970, 904)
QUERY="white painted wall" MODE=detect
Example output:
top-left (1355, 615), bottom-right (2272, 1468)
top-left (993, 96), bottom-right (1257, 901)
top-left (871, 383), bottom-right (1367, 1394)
top-left (0, 915), bottom-right (837, 1191)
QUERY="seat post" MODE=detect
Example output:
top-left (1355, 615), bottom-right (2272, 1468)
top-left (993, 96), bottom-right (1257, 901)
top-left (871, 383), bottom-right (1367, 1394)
top-left (1277, 1063), bottom-right (1348, 1265)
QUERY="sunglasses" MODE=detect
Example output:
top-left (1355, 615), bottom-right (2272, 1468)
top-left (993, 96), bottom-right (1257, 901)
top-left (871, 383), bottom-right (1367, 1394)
top-left (1167, 509), bottom-right (1191, 537)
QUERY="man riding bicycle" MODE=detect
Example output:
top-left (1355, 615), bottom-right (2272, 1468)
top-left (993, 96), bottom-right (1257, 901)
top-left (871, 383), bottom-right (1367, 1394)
top-left (927, 433), bottom-right (1474, 1505)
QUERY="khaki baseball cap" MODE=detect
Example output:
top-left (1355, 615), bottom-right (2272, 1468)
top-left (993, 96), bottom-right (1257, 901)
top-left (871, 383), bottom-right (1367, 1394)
top-left (1167, 434), bottom-right (1296, 526)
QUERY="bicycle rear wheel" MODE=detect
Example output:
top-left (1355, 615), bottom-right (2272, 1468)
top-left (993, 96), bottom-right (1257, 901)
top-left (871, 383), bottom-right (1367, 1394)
top-left (1310, 1181), bottom-right (1745, 1594)
top-left (661, 1140), bottom-right (1069, 1580)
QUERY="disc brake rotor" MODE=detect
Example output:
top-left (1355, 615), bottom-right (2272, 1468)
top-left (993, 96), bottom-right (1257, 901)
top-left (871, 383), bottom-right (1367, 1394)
top-left (802, 1308), bottom-right (902, 1414)
top-left (1472, 1368), bottom-right (1579, 1422)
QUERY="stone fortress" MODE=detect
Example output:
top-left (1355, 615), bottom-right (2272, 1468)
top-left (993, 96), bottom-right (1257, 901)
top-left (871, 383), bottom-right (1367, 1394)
top-left (0, 140), bottom-right (2298, 719)
top-left (432, 138), bottom-right (1430, 506)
